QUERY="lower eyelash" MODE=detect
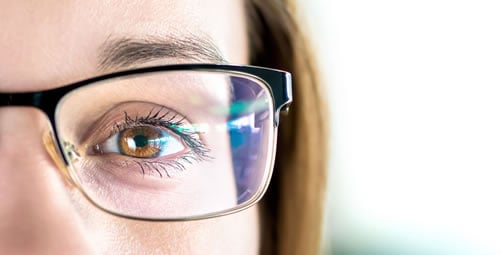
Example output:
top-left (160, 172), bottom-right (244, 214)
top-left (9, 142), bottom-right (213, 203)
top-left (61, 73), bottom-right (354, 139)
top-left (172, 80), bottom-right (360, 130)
top-left (132, 151), bottom-right (212, 178)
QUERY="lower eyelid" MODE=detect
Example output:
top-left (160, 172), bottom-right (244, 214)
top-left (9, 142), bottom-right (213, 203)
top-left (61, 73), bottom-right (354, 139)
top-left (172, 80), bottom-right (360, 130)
top-left (83, 153), bottom-right (196, 180)
top-left (77, 157), bottom-right (188, 190)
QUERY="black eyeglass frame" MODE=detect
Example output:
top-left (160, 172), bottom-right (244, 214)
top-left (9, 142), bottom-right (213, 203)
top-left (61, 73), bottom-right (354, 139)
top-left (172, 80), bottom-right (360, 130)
top-left (0, 64), bottom-right (293, 221)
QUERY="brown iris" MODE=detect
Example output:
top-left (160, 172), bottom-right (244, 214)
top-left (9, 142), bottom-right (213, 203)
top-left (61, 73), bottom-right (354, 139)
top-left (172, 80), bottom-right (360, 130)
top-left (119, 126), bottom-right (165, 158)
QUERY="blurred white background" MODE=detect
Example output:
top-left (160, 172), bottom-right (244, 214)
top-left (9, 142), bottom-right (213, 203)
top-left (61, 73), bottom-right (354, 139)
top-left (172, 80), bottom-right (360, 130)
top-left (295, 0), bottom-right (502, 254)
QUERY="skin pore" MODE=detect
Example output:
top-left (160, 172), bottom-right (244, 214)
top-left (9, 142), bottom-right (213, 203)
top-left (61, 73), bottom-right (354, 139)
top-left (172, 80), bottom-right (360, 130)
top-left (0, 0), bottom-right (260, 254)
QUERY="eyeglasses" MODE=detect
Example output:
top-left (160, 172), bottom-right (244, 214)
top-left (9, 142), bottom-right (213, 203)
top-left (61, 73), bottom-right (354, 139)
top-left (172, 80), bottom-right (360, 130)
top-left (0, 64), bottom-right (292, 221)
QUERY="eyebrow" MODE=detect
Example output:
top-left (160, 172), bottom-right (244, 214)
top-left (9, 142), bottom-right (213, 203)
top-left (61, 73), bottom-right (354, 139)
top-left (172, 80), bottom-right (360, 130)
top-left (98, 35), bottom-right (226, 70)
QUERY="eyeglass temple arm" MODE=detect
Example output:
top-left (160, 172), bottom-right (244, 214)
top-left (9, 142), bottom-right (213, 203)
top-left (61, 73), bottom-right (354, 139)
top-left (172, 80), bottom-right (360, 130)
top-left (272, 72), bottom-right (292, 126)
top-left (241, 67), bottom-right (293, 126)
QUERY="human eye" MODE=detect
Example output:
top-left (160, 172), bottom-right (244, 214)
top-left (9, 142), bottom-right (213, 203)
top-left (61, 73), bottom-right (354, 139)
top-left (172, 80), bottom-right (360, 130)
top-left (89, 105), bottom-right (211, 178)
top-left (100, 125), bottom-right (185, 159)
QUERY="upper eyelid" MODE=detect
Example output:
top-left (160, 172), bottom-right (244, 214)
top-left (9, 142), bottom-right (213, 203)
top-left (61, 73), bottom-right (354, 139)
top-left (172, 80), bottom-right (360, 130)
top-left (107, 108), bottom-right (209, 153)
top-left (115, 113), bottom-right (188, 141)
top-left (113, 108), bottom-right (185, 133)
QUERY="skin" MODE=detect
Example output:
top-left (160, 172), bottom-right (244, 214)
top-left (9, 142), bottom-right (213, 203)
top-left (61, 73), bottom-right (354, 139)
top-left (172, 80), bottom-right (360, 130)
top-left (0, 0), bottom-right (260, 254)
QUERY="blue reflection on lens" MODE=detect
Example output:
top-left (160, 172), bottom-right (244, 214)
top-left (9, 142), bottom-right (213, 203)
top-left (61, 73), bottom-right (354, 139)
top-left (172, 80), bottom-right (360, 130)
top-left (228, 76), bottom-right (269, 204)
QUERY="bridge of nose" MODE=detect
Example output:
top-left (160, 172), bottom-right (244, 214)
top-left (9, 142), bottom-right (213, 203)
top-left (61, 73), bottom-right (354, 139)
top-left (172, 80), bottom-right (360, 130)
top-left (0, 107), bottom-right (91, 253)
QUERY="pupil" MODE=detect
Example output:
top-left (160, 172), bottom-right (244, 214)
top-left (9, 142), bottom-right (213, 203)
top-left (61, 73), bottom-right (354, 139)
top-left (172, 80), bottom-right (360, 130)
top-left (133, 135), bottom-right (149, 148)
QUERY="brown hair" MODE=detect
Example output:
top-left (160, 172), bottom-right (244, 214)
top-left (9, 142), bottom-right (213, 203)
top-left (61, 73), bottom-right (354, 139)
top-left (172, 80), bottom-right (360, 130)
top-left (245, 0), bottom-right (328, 254)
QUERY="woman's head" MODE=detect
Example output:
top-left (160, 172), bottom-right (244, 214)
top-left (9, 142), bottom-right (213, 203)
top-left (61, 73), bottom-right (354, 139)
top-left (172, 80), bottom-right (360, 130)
top-left (0, 0), bottom-right (326, 254)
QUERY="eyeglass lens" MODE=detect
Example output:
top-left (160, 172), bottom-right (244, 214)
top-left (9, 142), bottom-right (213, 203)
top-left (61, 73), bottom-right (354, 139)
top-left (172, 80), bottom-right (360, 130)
top-left (54, 70), bottom-right (274, 220)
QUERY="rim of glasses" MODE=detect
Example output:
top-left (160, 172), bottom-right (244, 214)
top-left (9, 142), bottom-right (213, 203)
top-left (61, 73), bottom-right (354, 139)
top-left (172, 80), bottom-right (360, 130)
top-left (1, 64), bottom-right (291, 121)
top-left (0, 64), bottom-right (292, 221)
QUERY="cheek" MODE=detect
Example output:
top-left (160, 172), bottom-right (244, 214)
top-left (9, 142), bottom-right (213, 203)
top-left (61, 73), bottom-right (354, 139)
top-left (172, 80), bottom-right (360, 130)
top-left (69, 189), bottom-right (260, 255)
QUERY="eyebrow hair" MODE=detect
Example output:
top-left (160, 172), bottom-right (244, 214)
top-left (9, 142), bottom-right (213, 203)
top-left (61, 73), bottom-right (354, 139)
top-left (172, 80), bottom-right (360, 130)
top-left (98, 35), bottom-right (226, 70)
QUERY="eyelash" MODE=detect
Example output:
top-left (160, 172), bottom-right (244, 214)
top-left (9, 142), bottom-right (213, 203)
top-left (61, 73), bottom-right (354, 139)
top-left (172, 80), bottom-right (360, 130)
top-left (110, 107), bottom-right (212, 178)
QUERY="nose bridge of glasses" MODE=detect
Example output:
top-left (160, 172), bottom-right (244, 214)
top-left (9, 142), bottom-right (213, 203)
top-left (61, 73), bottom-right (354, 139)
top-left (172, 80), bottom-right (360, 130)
top-left (42, 128), bottom-right (75, 186)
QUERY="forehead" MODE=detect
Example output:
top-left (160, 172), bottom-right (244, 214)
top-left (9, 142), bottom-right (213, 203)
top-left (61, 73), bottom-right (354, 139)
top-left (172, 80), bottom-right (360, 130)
top-left (0, 0), bottom-right (247, 90)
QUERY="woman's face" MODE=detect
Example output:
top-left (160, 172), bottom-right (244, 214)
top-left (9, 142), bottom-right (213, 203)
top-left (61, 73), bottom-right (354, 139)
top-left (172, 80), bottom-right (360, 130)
top-left (0, 1), bottom-right (260, 254)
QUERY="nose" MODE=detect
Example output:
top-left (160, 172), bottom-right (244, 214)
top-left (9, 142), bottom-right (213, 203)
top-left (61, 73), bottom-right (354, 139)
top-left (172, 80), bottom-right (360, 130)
top-left (0, 107), bottom-right (93, 254)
